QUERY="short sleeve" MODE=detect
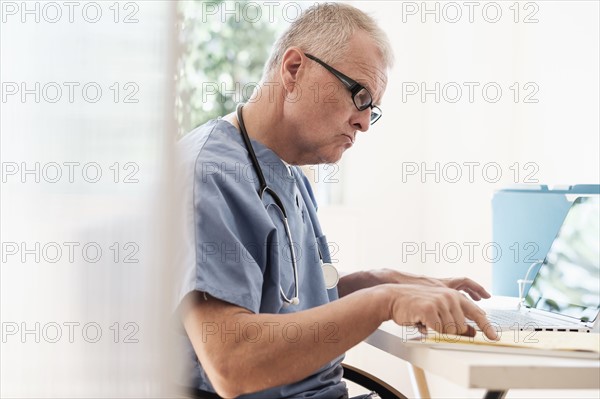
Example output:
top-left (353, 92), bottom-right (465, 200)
top-left (187, 151), bottom-right (276, 314)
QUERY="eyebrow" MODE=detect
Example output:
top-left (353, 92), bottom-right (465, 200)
top-left (351, 78), bottom-right (375, 102)
top-left (362, 81), bottom-right (383, 106)
top-left (328, 57), bottom-right (385, 106)
top-left (355, 70), bottom-right (385, 105)
top-left (357, 79), bottom-right (373, 92)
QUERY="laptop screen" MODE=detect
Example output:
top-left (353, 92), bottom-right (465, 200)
top-left (524, 196), bottom-right (600, 322)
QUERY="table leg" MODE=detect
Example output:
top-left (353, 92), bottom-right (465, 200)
top-left (408, 365), bottom-right (431, 398)
top-left (484, 391), bottom-right (507, 399)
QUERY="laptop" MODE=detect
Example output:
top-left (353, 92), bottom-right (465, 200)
top-left (482, 196), bottom-right (600, 333)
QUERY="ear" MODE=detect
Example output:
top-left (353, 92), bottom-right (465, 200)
top-left (280, 48), bottom-right (305, 94)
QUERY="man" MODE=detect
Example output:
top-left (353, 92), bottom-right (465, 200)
top-left (177, 3), bottom-right (498, 398)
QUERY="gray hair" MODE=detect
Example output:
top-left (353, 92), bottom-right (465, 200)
top-left (262, 2), bottom-right (394, 82)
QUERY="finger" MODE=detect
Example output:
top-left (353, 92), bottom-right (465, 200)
top-left (462, 324), bottom-right (477, 337)
top-left (439, 306), bottom-right (460, 336)
top-left (474, 286), bottom-right (491, 299)
top-left (438, 293), bottom-right (461, 335)
top-left (464, 303), bottom-right (498, 341)
top-left (454, 278), bottom-right (491, 300)
top-left (463, 279), bottom-right (492, 299)
top-left (462, 287), bottom-right (482, 301)
top-left (454, 296), bottom-right (479, 337)
top-left (444, 292), bottom-right (472, 336)
top-left (449, 306), bottom-right (472, 336)
top-left (424, 310), bottom-right (444, 336)
top-left (416, 322), bottom-right (428, 335)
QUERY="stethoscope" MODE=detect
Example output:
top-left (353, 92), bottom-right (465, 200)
top-left (236, 104), bottom-right (339, 306)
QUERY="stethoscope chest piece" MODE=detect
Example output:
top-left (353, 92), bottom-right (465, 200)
top-left (322, 263), bottom-right (339, 289)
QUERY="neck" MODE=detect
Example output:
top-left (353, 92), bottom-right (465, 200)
top-left (231, 90), bottom-right (299, 164)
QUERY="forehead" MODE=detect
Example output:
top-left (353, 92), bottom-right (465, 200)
top-left (334, 33), bottom-right (388, 104)
top-left (349, 58), bottom-right (388, 104)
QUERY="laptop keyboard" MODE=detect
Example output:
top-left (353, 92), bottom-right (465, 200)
top-left (476, 309), bottom-right (584, 331)
top-left (486, 309), bottom-right (545, 327)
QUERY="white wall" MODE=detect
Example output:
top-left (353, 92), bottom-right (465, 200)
top-left (322, 1), bottom-right (599, 397)
top-left (325, 0), bottom-right (599, 281)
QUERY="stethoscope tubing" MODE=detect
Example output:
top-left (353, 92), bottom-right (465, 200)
top-left (236, 104), bottom-right (300, 306)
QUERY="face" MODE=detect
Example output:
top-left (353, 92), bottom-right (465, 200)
top-left (282, 31), bottom-right (388, 165)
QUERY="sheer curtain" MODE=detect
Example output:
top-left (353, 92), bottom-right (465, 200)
top-left (1, 1), bottom-right (177, 396)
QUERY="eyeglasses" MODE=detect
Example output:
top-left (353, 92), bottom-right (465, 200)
top-left (305, 53), bottom-right (382, 125)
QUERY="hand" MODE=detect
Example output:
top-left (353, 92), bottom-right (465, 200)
top-left (385, 284), bottom-right (499, 341)
top-left (437, 277), bottom-right (492, 301)
top-left (378, 270), bottom-right (492, 302)
top-left (402, 274), bottom-right (492, 302)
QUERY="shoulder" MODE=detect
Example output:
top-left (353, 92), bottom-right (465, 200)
top-left (178, 119), bottom-right (248, 166)
top-left (178, 119), bottom-right (261, 204)
top-left (178, 119), bottom-right (254, 183)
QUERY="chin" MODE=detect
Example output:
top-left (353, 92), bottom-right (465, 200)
top-left (318, 149), bottom-right (345, 164)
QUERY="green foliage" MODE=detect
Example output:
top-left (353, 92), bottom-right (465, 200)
top-left (176, 0), bottom-right (288, 135)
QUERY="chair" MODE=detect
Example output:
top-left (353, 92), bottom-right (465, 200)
top-left (342, 363), bottom-right (407, 399)
top-left (184, 363), bottom-right (408, 398)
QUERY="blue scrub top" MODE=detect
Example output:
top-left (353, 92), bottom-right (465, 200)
top-left (176, 118), bottom-right (346, 399)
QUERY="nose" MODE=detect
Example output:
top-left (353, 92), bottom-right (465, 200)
top-left (350, 108), bottom-right (371, 132)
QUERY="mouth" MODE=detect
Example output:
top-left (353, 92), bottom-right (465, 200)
top-left (342, 134), bottom-right (355, 145)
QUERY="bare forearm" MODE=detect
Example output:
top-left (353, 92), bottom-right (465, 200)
top-left (337, 268), bottom-right (429, 297)
top-left (184, 286), bottom-right (390, 397)
top-left (185, 276), bottom-right (497, 397)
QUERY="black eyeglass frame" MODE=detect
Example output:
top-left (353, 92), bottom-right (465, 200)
top-left (304, 53), bottom-right (382, 124)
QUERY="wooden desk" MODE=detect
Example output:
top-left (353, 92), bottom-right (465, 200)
top-left (365, 319), bottom-right (600, 398)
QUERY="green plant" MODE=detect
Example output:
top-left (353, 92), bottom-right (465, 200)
top-left (176, 0), bottom-right (288, 135)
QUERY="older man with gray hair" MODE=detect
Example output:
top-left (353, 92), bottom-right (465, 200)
top-left (177, 3), bottom-right (497, 398)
